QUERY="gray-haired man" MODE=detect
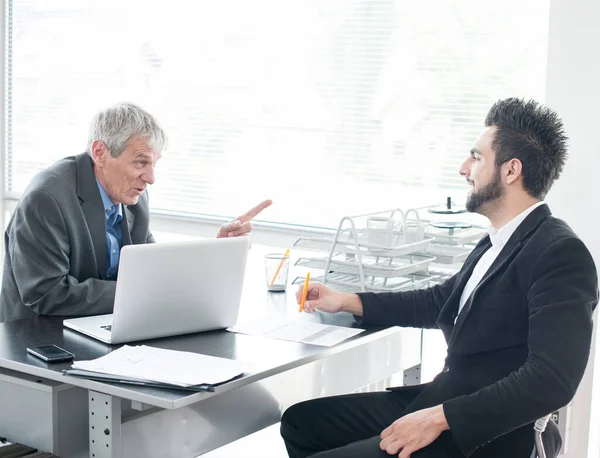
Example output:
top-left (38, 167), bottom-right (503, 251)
top-left (0, 102), bottom-right (271, 322)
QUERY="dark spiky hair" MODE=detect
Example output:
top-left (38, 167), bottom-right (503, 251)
top-left (485, 98), bottom-right (568, 199)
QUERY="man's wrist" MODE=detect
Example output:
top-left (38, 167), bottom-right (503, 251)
top-left (434, 405), bottom-right (450, 431)
top-left (341, 293), bottom-right (363, 316)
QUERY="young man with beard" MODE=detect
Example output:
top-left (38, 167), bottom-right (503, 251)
top-left (280, 98), bottom-right (598, 458)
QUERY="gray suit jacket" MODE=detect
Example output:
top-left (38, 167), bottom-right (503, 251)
top-left (0, 153), bottom-right (154, 322)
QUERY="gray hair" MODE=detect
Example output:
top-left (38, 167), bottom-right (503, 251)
top-left (87, 102), bottom-right (168, 157)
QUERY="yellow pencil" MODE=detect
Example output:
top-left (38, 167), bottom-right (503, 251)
top-left (299, 272), bottom-right (311, 312)
top-left (269, 248), bottom-right (290, 287)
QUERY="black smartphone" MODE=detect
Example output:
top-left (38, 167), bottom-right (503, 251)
top-left (26, 345), bottom-right (75, 362)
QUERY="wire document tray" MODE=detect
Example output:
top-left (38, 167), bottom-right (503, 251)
top-left (294, 235), bottom-right (432, 258)
top-left (423, 225), bottom-right (485, 246)
top-left (292, 204), bottom-right (486, 293)
top-left (424, 244), bottom-right (475, 264)
top-left (296, 253), bottom-right (435, 279)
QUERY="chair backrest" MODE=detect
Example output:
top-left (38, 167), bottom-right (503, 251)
top-left (534, 414), bottom-right (551, 458)
top-left (534, 414), bottom-right (562, 458)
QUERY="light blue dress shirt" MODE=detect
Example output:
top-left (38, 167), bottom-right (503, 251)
top-left (96, 180), bottom-right (123, 280)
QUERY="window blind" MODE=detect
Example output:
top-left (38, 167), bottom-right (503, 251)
top-left (5, 0), bottom-right (549, 228)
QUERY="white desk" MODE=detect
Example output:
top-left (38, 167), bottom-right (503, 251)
top-left (0, 247), bottom-right (422, 458)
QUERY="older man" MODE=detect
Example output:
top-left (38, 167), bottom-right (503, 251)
top-left (0, 102), bottom-right (271, 322)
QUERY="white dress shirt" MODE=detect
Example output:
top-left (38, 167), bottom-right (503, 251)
top-left (457, 201), bottom-right (545, 316)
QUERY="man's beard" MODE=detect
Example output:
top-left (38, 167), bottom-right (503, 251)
top-left (466, 168), bottom-right (503, 213)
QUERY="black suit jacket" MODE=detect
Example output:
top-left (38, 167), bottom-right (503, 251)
top-left (0, 153), bottom-right (154, 322)
top-left (358, 204), bottom-right (598, 456)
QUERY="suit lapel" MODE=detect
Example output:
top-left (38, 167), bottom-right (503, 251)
top-left (437, 237), bottom-right (491, 338)
top-left (448, 240), bottom-right (522, 346)
top-left (448, 204), bottom-right (552, 346)
top-left (76, 153), bottom-right (107, 279)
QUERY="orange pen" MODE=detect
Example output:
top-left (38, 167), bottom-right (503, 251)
top-left (269, 248), bottom-right (290, 287)
top-left (299, 272), bottom-right (311, 312)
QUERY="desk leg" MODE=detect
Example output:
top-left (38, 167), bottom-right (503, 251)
top-left (89, 391), bottom-right (121, 458)
top-left (402, 364), bottom-right (422, 386)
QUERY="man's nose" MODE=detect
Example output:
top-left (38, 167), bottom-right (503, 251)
top-left (459, 157), bottom-right (471, 178)
top-left (141, 166), bottom-right (155, 185)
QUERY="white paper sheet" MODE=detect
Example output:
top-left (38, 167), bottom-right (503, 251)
top-left (72, 345), bottom-right (249, 387)
top-left (228, 317), bottom-right (364, 346)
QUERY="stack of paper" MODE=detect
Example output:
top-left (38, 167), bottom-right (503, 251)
top-left (228, 316), bottom-right (365, 346)
top-left (65, 345), bottom-right (249, 391)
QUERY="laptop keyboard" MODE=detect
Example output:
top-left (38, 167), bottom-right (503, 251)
top-left (100, 325), bottom-right (112, 332)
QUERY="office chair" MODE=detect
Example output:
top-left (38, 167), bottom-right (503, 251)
top-left (532, 414), bottom-right (552, 458)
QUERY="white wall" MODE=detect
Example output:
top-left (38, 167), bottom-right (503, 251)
top-left (545, 0), bottom-right (600, 456)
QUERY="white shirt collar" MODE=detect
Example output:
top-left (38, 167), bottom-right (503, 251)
top-left (486, 201), bottom-right (545, 248)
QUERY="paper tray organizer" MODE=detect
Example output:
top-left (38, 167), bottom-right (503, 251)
top-left (292, 207), bottom-right (486, 293)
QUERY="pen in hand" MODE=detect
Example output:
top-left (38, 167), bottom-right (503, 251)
top-left (299, 272), bottom-right (311, 312)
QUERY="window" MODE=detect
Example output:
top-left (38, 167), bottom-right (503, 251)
top-left (5, 0), bottom-right (550, 228)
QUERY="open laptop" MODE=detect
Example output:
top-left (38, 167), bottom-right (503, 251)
top-left (63, 237), bottom-right (250, 344)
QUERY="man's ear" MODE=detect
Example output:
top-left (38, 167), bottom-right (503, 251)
top-left (504, 158), bottom-right (523, 185)
top-left (90, 140), bottom-right (108, 166)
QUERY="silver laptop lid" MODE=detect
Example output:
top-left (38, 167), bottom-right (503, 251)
top-left (109, 237), bottom-right (249, 344)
